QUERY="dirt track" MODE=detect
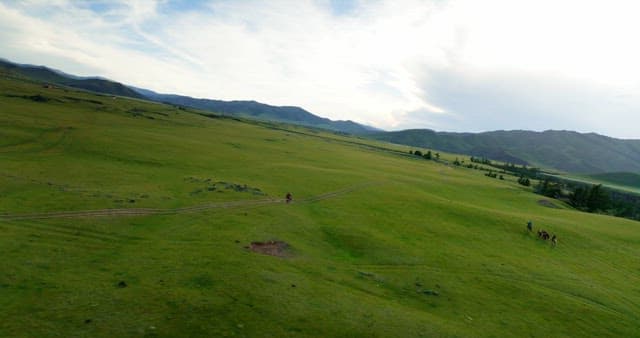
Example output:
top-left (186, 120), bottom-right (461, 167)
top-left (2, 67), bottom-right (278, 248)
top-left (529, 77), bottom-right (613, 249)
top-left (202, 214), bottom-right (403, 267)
top-left (0, 182), bottom-right (375, 221)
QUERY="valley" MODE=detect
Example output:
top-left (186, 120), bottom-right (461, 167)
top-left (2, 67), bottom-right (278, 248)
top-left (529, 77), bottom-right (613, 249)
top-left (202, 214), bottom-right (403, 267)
top-left (1, 75), bottom-right (639, 337)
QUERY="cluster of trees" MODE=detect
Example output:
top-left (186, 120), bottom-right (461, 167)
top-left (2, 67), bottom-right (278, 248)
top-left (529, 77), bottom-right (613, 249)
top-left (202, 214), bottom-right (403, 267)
top-left (536, 178), bottom-right (564, 198)
top-left (471, 159), bottom-right (541, 187)
top-left (464, 163), bottom-right (481, 169)
top-left (493, 163), bottom-right (541, 179)
top-left (414, 151), bottom-right (640, 222)
top-left (410, 150), bottom-right (440, 161)
top-left (470, 156), bottom-right (492, 165)
top-left (569, 184), bottom-right (610, 212)
top-left (535, 177), bottom-right (640, 221)
top-left (471, 155), bottom-right (640, 221)
top-left (469, 157), bottom-right (537, 172)
top-left (608, 190), bottom-right (640, 221)
top-left (517, 176), bottom-right (531, 186)
top-left (465, 157), bottom-right (541, 183)
top-left (485, 171), bottom-right (504, 180)
top-left (454, 157), bottom-right (508, 180)
top-left (413, 153), bottom-right (508, 184)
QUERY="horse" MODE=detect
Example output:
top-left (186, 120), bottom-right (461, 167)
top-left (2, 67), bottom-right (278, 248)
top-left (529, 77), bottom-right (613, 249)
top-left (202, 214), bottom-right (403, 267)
top-left (538, 230), bottom-right (550, 240)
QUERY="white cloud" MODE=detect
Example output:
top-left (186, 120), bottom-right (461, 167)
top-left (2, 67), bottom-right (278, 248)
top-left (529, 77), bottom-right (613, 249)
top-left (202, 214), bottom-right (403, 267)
top-left (0, 0), bottom-right (639, 138)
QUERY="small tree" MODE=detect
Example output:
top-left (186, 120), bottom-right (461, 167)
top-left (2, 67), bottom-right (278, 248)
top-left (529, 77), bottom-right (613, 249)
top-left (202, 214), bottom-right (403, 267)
top-left (518, 175), bottom-right (531, 186)
top-left (570, 186), bottom-right (589, 209)
top-left (537, 178), bottom-right (562, 197)
top-left (424, 150), bottom-right (432, 160)
top-left (587, 184), bottom-right (610, 212)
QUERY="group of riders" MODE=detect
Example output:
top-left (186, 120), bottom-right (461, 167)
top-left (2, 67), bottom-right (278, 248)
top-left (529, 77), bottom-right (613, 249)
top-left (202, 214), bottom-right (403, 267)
top-left (527, 220), bottom-right (557, 246)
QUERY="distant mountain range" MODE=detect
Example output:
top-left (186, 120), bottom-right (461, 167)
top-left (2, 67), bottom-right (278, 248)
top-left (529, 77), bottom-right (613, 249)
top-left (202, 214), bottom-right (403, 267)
top-left (372, 129), bottom-right (640, 174)
top-left (0, 59), bottom-right (145, 99)
top-left (131, 87), bottom-right (378, 135)
top-left (0, 58), bottom-right (376, 135)
top-left (3, 57), bottom-right (639, 174)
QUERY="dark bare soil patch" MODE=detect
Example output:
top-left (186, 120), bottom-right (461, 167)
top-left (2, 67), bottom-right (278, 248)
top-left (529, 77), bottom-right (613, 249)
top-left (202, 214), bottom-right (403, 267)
top-left (249, 240), bottom-right (289, 257)
top-left (538, 199), bottom-right (560, 209)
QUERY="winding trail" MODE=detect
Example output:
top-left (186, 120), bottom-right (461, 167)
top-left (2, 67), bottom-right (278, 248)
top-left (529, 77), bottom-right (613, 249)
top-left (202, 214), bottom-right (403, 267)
top-left (0, 182), bottom-right (376, 221)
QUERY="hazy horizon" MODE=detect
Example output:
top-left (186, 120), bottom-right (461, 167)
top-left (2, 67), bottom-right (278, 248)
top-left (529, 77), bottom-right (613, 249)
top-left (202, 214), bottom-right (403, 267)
top-left (1, 0), bottom-right (639, 138)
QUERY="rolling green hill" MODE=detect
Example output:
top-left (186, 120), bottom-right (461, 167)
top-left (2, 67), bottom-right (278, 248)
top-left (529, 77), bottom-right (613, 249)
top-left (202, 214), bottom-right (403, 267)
top-left (0, 59), bottom-right (144, 99)
top-left (372, 129), bottom-right (640, 174)
top-left (1, 76), bottom-right (640, 337)
top-left (0, 58), bottom-right (375, 135)
top-left (7, 57), bottom-right (638, 176)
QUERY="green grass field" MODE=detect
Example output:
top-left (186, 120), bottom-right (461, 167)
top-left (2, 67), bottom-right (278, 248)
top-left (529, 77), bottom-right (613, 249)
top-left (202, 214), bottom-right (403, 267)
top-left (1, 76), bottom-right (639, 337)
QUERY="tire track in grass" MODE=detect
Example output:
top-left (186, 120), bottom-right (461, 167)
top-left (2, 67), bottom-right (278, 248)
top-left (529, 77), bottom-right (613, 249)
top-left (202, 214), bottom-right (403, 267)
top-left (2, 218), bottom-right (148, 251)
top-left (3, 220), bottom-right (130, 249)
top-left (0, 127), bottom-right (70, 154)
top-left (0, 182), bottom-right (377, 221)
top-left (351, 263), bottom-right (635, 320)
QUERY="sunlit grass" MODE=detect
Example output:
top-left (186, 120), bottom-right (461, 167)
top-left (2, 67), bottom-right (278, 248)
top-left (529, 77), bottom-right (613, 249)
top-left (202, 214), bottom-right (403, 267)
top-left (1, 77), bottom-right (639, 337)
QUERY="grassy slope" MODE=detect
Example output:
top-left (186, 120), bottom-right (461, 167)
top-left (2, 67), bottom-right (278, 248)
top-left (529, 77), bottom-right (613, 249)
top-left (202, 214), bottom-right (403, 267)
top-left (589, 173), bottom-right (640, 191)
top-left (371, 129), bottom-right (640, 174)
top-left (1, 77), bottom-right (639, 337)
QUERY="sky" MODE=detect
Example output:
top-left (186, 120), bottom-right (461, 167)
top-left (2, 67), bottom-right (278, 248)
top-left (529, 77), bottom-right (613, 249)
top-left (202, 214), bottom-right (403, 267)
top-left (1, 0), bottom-right (639, 138)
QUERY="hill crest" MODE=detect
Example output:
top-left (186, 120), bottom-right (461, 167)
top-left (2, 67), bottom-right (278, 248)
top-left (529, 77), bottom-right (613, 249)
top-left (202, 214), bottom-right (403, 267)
top-left (4, 57), bottom-right (639, 174)
top-left (0, 59), bottom-right (144, 99)
top-left (133, 87), bottom-right (379, 135)
top-left (0, 58), bottom-right (377, 135)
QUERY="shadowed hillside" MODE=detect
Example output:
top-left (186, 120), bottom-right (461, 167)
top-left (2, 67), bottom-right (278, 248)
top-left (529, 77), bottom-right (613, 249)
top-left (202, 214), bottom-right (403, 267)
top-left (133, 87), bottom-right (377, 135)
top-left (372, 129), bottom-right (640, 174)
top-left (589, 172), bottom-right (640, 189)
